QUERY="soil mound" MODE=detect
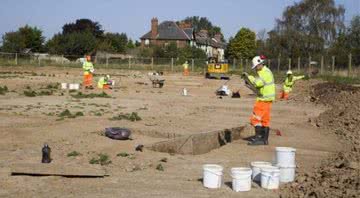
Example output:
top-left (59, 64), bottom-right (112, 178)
top-left (280, 83), bottom-right (360, 198)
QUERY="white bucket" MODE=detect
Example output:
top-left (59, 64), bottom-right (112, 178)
top-left (182, 88), bottom-right (188, 96)
top-left (261, 166), bottom-right (280, 189)
top-left (275, 147), bottom-right (296, 166)
top-left (61, 83), bottom-right (67, 89)
top-left (231, 167), bottom-right (252, 192)
top-left (69, 83), bottom-right (80, 90)
top-left (250, 161), bottom-right (272, 182)
top-left (279, 164), bottom-right (296, 183)
top-left (203, 164), bottom-right (223, 189)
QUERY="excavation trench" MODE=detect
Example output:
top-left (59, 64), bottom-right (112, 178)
top-left (146, 126), bottom-right (245, 155)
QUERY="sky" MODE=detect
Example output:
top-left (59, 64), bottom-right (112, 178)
top-left (0, 0), bottom-right (359, 42)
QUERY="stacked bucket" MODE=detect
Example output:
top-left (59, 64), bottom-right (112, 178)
top-left (202, 147), bottom-right (297, 192)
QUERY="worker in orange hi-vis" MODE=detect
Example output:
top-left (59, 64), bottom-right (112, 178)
top-left (82, 55), bottom-right (95, 89)
top-left (182, 61), bottom-right (189, 76)
top-left (244, 55), bottom-right (276, 146)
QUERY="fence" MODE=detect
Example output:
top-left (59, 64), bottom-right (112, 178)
top-left (0, 52), bottom-right (359, 77)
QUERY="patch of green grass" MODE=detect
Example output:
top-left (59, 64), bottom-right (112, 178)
top-left (110, 112), bottom-right (142, 122)
top-left (117, 152), bottom-right (130, 157)
top-left (319, 75), bottom-right (360, 85)
top-left (58, 109), bottom-right (84, 119)
top-left (23, 90), bottom-right (37, 97)
top-left (67, 151), bottom-right (81, 157)
top-left (71, 91), bottom-right (111, 99)
top-left (0, 86), bottom-right (8, 95)
top-left (94, 112), bottom-right (102, 116)
top-left (156, 163), bottom-right (164, 171)
top-left (89, 153), bottom-right (112, 166)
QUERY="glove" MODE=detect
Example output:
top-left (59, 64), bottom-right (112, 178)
top-left (90, 68), bottom-right (95, 73)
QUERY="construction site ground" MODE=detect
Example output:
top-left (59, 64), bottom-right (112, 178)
top-left (0, 66), bottom-right (356, 198)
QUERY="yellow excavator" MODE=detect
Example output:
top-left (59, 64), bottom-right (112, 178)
top-left (205, 57), bottom-right (230, 80)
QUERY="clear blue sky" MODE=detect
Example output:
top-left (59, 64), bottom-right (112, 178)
top-left (0, 0), bottom-right (359, 42)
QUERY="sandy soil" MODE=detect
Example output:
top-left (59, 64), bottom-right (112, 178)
top-left (0, 66), bottom-right (342, 198)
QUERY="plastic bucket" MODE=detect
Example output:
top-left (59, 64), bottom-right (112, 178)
top-left (250, 161), bottom-right (272, 182)
top-left (261, 166), bottom-right (280, 189)
top-left (279, 165), bottom-right (296, 183)
top-left (275, 147), bottom-right (296, 166)
top-left (203, 164), bottom-right (223, 189)
top-left (231, 167), bottom-right (252, 192)
top-left (61, 83), bottom-right (67, 89)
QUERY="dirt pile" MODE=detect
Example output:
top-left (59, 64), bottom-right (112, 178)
top-left (280, 83), bottom-right (360, 198)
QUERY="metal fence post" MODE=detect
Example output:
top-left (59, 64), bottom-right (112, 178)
top-left (288, 58), bottom-right (291, 70)
top-left (171, 58), bottom-right (174, 72)
top-left (128, 57), bottom-right (131, 69)
top-left (331, 56), bottom-right (335, 75)
top-left (151, 57), bottom-right (154, 70)
top-left (233, 58), bottom-right (236, 70)
top-left (297, 57), bottom-right (300, 73)
top-left (348, 53), bottom-right (352, 77)
top-left (15, 53), bottom-right (18, 65)
top-left (268, 59), bottom-right (271, 69)
top-left (309, 56), bottom-right (312, 71)
top-left (38, 57), bottom-right (41, 66)
top-left (245, 59), bottom-right (248, 72)
top-left (320, 56), bottom-right (324, 75)
top-left (191, 59), bottom-right (194, 72)
top-left (106, 55), bottom-right (109, 67)
top-left (277, 56), bottom-right (280, 72)
top-left (240, 58), bottom-right (243, 71)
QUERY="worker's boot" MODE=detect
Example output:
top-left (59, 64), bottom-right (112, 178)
top-left (248, 126), bottom-right (265, 145)
top-left (249, 126), bottom-right (261, 142)
top-left (263, 127), bottom-right (270, 145)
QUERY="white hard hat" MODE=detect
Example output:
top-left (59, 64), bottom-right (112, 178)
top-left (286, 70), bottom-right (293, 75)
top-left (106, 75), bottom-right (110, 79)
top-left (251, 56), bottom-right (264, 69)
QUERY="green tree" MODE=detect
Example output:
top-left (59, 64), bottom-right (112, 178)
top-left (102, 33), bottom-right (128, 53)
top-left (62, 19), bottom-right (104, 38)
top-left (179, 16), bottom-right (224, 40)
top-left (2, 25), bottom-right (45, 53)
top-left (227, 28), bottom-right (256, 59)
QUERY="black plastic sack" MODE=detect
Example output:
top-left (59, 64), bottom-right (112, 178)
top-left (105, 127), bottom-right (131, 140)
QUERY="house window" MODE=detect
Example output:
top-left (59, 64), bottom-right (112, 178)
top-left (145, 39), bottom-right (150, 45)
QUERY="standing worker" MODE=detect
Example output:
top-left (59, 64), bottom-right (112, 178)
top-left (182, 61), bottom-right (189, 76)
top-left (243, 56), bottom-right (275, 145)
top-left (279, 70), bottom-right (305, 100)
top-left (83, 55), bottom-right (95, 89)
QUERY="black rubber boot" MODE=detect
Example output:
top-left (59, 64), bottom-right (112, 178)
top-left (248, 126), bottom-right (262, 142)
top-left (248, 126), bottom-right (265, 145)
top-left (263, 127), bottom-right (270, 145)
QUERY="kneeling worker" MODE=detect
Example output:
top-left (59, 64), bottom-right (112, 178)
top-left (279, 70), bottom-right (305, 100)
top-left (244, 56), bottom-right (275, 145)
top-left (97, 75), bottom-right (113, 89)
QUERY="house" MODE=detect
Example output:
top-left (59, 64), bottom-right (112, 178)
top-left (140, 18), bottom-right (226, 60)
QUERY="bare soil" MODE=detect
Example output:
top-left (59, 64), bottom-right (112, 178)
top-left (0, 66), bottom-right (352, 198)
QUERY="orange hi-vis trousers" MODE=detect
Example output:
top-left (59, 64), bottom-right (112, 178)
top-left (250, 101), bottom-right (272, 127)
top-left (83, 73), bottom-right (93, 87)
top-left (279, 91), bottom-right (289, 100)
top-left (183, 68), bottom-right (189, 76)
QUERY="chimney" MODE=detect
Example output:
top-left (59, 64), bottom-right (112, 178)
top-left (151, 18), bottom-right (158, 39)
top-left (214, 33), bottom-right (222, 41)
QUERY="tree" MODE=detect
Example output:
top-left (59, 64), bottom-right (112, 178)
top-left (2, 25), bottom-right (45, 53)
top-left (179, 16), bottom-right (224, 41)
top-left (102, 33), bottom-right (128, 53)
top-left (347, 15), bottom-right (360, 65)
top-left (62, 19), bottom-right (104, 38)
top-left (227, 28), bottom-right (256, 59)
top-left (265, 0), bottom-right (345, 58)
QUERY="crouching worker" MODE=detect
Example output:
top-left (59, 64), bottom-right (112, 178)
top-left (83, 55), bottom-right (95, 89)
top-left (244, 56), bottom-right (275, 146)
top-left (279, 70), bottom-right (305, 100)
top-left (97, 75), bottom-right (114, 89)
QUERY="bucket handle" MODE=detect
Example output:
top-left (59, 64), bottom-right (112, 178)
top-left (205, 169), bottom-right (223, 176)
top-left (265, 172), bottom-right (278, 188)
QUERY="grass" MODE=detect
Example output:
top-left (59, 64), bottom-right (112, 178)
top-left (23, 90), bottom-right (37, 97)
top-left (319, 75), bottom-right (360, 85)
top-left (71, 91), bottom-right (111, 99)
top-left (0, 86), bottom-right (8, 95)
top-left (58, 109), bottom-right (84, 118)
top-left (67, 151), bottom-right (81, 157)
top-left (89, 153), bottom-right (112, 166)
top-left (110, 112), bottom-right (142, 122)
top-left (116, 152), bottom-right (130, 157)
top-left (156, 163), bottom-right (164, 171)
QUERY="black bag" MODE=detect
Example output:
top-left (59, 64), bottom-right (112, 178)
top-left (105, 127), bottom-right (131, 140)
